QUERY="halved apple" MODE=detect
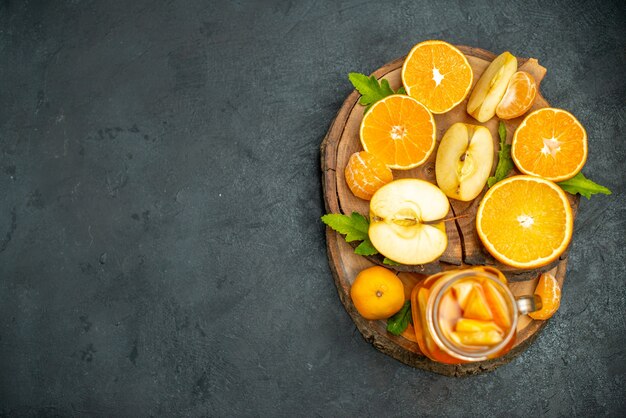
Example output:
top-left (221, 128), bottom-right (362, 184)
top-left (467, 51), bottom-right (518, 122)
top-left (435, 123), bottom-right (494, 201)
top-left (369, 179), bottom-right (449, 265)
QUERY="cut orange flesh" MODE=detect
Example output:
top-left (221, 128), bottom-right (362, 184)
top-left (529, 273), bottom-right (562, 320)
top-left (450, 330), bottom-right (504, 346)
top-left (344, 151), bottom-right (393, 200)
top-left (496, 71), bottom-right (537, 119)
top-left (463, 287), bottom-right (493, 321)
top-left (511, 108), bottom-right (587, 182)
top-left (476, 175), bottom-right (573, 269)
top-left (482, 280), bottom-right (512, 329)
top-left (401, 40), bottom-right (473, 114)
top-left (360, 95), bottom-right (436, 170)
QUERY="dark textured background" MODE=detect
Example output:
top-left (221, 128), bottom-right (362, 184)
top-left (1, 0), bottom-right (624, 416)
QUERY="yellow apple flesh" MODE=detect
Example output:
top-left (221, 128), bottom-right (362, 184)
top-left (369, 179), bottom-right (449, 265)
top-left (435, 123), bottom-right (494, 201)
top-left (467, 52), bottom-right (518, 123)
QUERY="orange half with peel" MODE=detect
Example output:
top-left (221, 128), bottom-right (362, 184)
top-left (360, 94), bottom-right (436, 170)
top-left (511, 108), bottom-right (588, 182)
top-left (476, 175), bottom-right (573, 269)
top-left (401, 40), bottom-right (473, 114)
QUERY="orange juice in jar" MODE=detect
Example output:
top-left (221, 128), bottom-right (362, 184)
top-left (411, 267), bottom-right (541, 364)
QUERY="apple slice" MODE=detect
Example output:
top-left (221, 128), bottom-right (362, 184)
top-left (435, 123), bottom-right (494, 201)
top-left (369, 179), bottom-right (449, 265)
top-left (466, 51), bottom-right (518, 122)
top-left (451, 280), bottom-right (477, 309)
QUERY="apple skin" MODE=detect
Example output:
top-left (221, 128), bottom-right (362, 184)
top-left (435, 123), bottom-right (494, 201)
top-left (467, 52), bottom-right (518, 123)
top-left (368, 179), bottom-right (449, 265)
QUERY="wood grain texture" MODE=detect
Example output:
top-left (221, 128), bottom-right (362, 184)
top-left (321, 46), bottom-right (580, 376)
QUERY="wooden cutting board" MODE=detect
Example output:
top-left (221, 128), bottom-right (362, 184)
top-left (321, 45), bottom-right (580, 376)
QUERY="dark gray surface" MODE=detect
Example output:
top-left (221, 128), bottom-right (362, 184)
top-left (1, 0), bottom-right (624, 416)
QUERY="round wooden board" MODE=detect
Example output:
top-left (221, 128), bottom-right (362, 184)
top-left (321, 46), bottom-right (580, 376)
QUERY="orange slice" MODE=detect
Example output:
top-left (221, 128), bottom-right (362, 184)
top-left (455, 319), bottom-right (503, 334)
top-left (529, 273), bottom-right (561, 320)
top-left (511, 108), bottom-right (588, 182)
top-left (463, 287), bottom-right (493, 321)
top-left (476, 175), bottom-right (573, 269)
top-left (482, 280), bottom-right (512, 329)
top-left (401, 40), bottom-right (473, 114)
top-left (344, 151), bottom-right (393, 200)
top-left (450, 330), bottom-right (503, 346)
top-left (496, 71), bottom-right (537, 119)
top-left (360, 94), bottom-right (436, 169)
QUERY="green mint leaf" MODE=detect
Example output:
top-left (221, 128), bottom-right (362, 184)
top-left (387, 300), bottom-right (412, 335)
top-left (354, 238), bottom-right (379, 256)
top-left (396, 86), bottom-right (407, 95)
top-left (557, 172), bottom-right (612, 199)
top-left (321, 212), bottom-right (369, 242)
top-left (348, 72), bottom-right (397, 112)
top-left (498, 119), bottom-right (507, 143)
top-left (383, 258), bottom-right (401, 266)
top-left (488, 120), bottom-right (515, 187)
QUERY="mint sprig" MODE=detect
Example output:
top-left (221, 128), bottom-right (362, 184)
top-left (321, 212), bottom-right (378, 256)
top-left (383, 258), bottom-right (400, 266)
top-left (387, 300), bottom-right (412, 335)
top-left (557, 172), bottom-right (612, 199)
top-left (487, 120), bottom-right (514, 187)
top-left (348, 72), bottom-right (406, 112)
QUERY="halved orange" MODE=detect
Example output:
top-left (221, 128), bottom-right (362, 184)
top-left (496, 71), bottom-right (537, 119)
top-left (360, 94), bottom-right (436, 170)
top-left (511, 108), bottom-right (588, 182)
top-left (476, 175), bottom-right (573, 269)
top-left (344, 151), bottom-right (393, 200)
top-left (401, 40), bottom-right (473, 114)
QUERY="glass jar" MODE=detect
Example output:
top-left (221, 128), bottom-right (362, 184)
top-left (410, 266), bottom-right (541, 364)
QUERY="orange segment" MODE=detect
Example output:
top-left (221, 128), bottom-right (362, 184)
top-left (455, 319), bottom-right (503, 334)
top-left (344, 151), bottom-right (393, 200)
top-left (476, 175), bottom-right (573, 269)
top-left (450, 330), bottom-right (503, 346)
top-left (496, 71), bottom-right (537, 119)
top-left (360, 95), bottom-right (436, 169)
top-left (511, 108), bottom-right (588, 181)
top-left (529, 273), bottom-right (562, 320)
top-left (401, 40), bottom-right (473, 114)
top-left (463, 287), bottom-right (493, 321)
top-left (482, 280), bottom-right (512, 329)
